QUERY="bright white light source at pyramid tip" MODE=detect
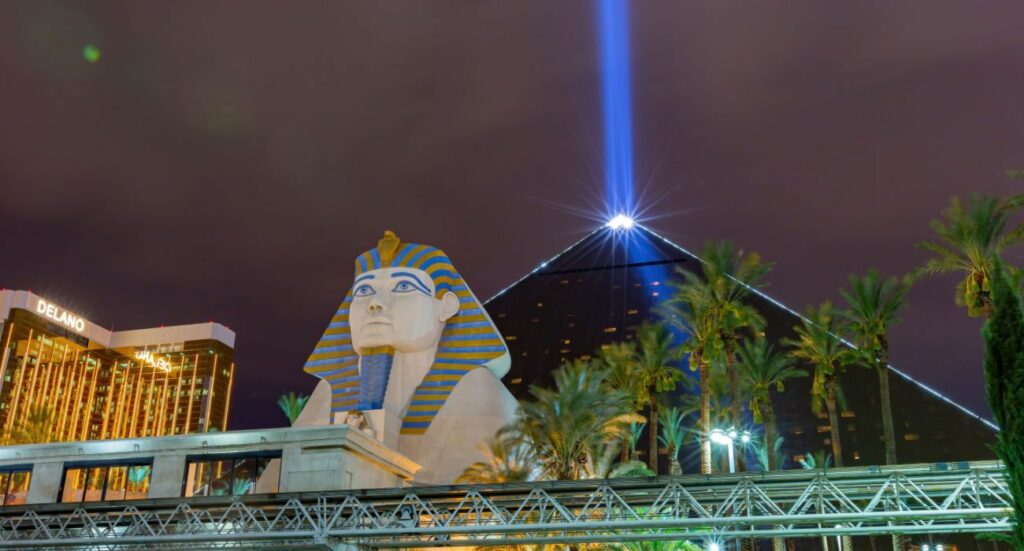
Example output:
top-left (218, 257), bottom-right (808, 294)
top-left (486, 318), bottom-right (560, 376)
top-left (606, 214), bottom-right (635, 230)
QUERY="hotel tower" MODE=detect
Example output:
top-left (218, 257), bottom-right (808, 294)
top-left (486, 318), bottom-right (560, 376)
top-left (0, 290), bottom-right (236, 444)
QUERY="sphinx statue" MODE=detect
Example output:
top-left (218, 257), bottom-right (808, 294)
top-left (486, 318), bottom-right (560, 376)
top-left (294, 231), bottom-right (519, 485)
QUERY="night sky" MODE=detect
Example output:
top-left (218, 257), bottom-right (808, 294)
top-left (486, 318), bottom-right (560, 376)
top-left (1, 1), bottom-right (1022, 430)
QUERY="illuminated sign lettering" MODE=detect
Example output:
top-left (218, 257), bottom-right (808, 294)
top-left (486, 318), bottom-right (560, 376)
top-left (35, 299), bottom-right (86, 333)
top-left (134, 350), bottom-right (172, 372)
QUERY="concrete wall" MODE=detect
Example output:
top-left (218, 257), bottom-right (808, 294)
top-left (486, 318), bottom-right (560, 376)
top-left (0, 425), bottom-right (419, 504)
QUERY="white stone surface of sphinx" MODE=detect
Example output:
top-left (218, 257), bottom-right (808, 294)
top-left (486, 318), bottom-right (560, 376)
top-left (297, 232), bottom-right (518, 486)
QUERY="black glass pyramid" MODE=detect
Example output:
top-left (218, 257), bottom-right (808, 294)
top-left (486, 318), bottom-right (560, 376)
top-left (483, 224), bottom-right (997, 471)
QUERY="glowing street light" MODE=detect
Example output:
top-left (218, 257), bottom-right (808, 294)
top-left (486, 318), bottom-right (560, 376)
top-left (606, 214), bottom-right (635, 230)
top-left (709, 427), bottom-right (751, 474)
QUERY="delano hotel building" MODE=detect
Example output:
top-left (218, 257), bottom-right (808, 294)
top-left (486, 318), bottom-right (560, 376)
top-left (0, 290), bottom-right (236, 444)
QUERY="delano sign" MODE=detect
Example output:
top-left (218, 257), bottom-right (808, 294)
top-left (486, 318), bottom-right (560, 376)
top-left (35, 299), bottom-right (87, 333)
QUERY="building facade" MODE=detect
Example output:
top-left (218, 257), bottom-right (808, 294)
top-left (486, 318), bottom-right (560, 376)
top-left (0, 290), bottom-right (236, 445)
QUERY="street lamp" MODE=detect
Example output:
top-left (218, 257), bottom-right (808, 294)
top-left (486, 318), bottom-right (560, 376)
top-left (710, 427), bottom-right (752, 473)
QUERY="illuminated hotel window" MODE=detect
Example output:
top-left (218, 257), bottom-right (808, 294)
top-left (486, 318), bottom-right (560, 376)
top-left (627, 309), bottom-right (639, 315)
top-left (853, 452), bottom-right (861, 460)
top-left (184, 451), bottom-right (281, 497)
top-left (603, 327), bottom-right (617, 333)
top-left (497, 313), bottom-right (506, 318)
top-left (60, 461), bottom-right (152, 503)
top-left (560, 280), bottom-right (569, 285)
top-left (0, 467), bottom-right (31, 506)
top-left (562, 339), bottom-right (571, 344)
top-left (505, 336), bottom-right (517, 342)
top-left (904, 433), bottom-right (921, 441)
top-left (536, 302), bottom-right (543, 308)
top-left (841, 411), bottom-right (855, 418)
top-left (510, 378), bottom-right (522, 385)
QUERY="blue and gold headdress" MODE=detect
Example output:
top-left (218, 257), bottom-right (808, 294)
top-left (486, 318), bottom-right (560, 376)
top-left (303, 231), bottom-right (509, 435)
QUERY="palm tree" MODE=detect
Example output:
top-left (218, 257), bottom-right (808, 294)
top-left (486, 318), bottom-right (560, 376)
top-left (660, 291), bottom-right (716, 474)
top-left (633, 322), bottom-right (686, 472)
top-left (737, 338), bottom-right (807, 471)
top-left (915, 193), bottom-right (1024, 318)
top-left (456, 429), bottom-right (538, 484)
top-left (840, 269), bottom-right (911, 465)
top-left (674, 241), bottom-right (770, 470)
top-left (702, 242), bottom-right (770, 427)
top-left (8, 404), bottom-right (55, 445)
top-left (600, 341), bottom-right (647, 461)
top-left (658, 407), bottom-right (688, 476)
top-left (277, 392), bottom-right (309, 426)
top-left (784, 302), bottom-right (850, 467)
top-left (511, 359), bottom-right (637, 480)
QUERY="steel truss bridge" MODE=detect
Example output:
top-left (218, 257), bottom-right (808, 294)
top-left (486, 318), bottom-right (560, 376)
top-left (0, 461), bottom-right (1011, 549)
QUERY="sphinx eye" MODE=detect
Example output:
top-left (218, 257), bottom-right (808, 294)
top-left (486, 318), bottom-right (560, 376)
top-left (353, 284), bottom-right (376, 297)
top-left (392, 280), bottom-right (418, 294)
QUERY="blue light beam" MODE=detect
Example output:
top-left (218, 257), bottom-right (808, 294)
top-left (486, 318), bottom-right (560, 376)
top-left (599, 0), bottom-right (635, 218)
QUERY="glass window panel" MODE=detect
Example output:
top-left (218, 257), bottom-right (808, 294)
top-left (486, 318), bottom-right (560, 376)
top-left (126, 465), bottom-right (151, 500)
top-left (7, 472), bottom-right (30, 506)
top-left (61, 468), bottom-right (87, 503)
top-left (83, 467), bottom-right (107, 502)
top-left (105, 466), bottom-right (127, 501)
top-left (185, 461), bottom-right (213, 497)
top-left (210, 460), bottom-right (232, 496)
top-left (232, 459), bottom-right (255, 496)
top-left (0, 472), bottom-right (9, 506)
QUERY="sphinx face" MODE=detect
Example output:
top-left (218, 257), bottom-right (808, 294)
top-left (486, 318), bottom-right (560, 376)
top-left (349, 267), bottom-right (460, 353)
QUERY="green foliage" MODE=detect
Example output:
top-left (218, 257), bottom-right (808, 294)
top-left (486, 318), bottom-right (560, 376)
top-left (840, 269), bottom-right (910, 366)
top-left (914, 193), bottom-right (1024, 317)
top-left (657, 407), bottom-right (688, 452)
top-left (783, 302), bottom-right (850, 416)
top-left (277, 392), bottom-right (310, 426)
top-left (456, 428), bottom-right (538, 484)
top-left (754, 436), bottom-right (786, 472)
top-left (799, 450), bottom-right (833, 472)
top-left (511, 359), bottom-right (638, 480)
top-left (737, 338), bottom-right (806, 423)
top-left (982, 257), bottom-right (1024, 548)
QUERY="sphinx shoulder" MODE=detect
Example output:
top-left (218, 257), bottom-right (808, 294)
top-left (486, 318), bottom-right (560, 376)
top-left (440, 368), bottom-right (518, 421)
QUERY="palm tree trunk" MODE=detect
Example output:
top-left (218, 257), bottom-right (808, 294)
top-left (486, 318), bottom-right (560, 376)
top-left (726, 340), bottom-right (745, 471)
top-left (764, 400), bottom-right (778, 471)
top-left (877, 340), bottom-right (897, 465)
top-left (699, 353), bottom-right (712, 475)
top-left (648, 393), bottom-right (659, 473)
top-left (827, 379), bottom-right (844, 467)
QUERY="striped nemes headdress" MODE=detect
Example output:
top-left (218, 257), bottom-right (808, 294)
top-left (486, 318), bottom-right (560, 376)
top-left (303, 231), bottom-right (510, 435)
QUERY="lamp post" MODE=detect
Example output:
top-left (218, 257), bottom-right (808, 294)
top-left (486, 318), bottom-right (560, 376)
top-left (709, 427), bottom-right (751, 474)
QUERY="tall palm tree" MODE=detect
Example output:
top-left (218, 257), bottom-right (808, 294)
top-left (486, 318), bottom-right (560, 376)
top-left (511, 359), bottom-right (636, 480)
top-left (840, 269), bottom-right (911, 465)
top-left (456, 429), bottom-right (538, 484)
top-left (737, 338), bottom-right (807, 471)
top-left (674, 241), bottom-right (770, 470)
top-left (915, 193), bottom-right (1024, 318)
top-left (277, 392), bottom-right (309, 426)
top-left (784, 302), bottom-right (851, 467)
top-left (633, 322), bottom-right (686, 472)
top-left (660, 291), bottom-right (716, 474)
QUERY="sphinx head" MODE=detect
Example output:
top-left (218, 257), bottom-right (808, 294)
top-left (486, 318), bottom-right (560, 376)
top-left (304, 231), bottom-right (510, 415)
top-left (348, 266), bottom-right (460, 352)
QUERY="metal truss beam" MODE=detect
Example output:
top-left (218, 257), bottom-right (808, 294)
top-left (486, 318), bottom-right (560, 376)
top-left (0, 461), bottom-right (1011, 549)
